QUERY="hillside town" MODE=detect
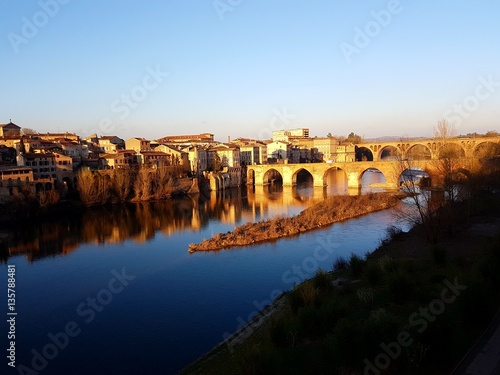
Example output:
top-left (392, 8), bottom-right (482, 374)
top-left (0, 120), bottom-right (357, 198)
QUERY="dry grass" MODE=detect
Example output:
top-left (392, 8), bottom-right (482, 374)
top-left (189, 193), bottom-right (402, 251)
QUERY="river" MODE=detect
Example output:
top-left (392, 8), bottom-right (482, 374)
top-left (0, 171), bottom-right (407, 374)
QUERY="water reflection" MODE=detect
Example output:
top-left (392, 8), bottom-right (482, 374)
top-left (1, 175), bottom-right (389, 263)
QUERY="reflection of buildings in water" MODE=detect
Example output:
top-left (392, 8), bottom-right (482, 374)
top-left (4, 179), bottom-right (353, 262)
top-left (205, 190), bottom-right (243, 225)
top-left (7, 230), bottom-right (80, 262)
top-left (246, 185), bottom-right (322, 219)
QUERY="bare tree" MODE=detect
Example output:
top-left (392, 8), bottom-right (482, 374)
top-left (133, 168), bottom-right (153, 201)
top-left (395, 158), bottom-right (444, 243)
top-left (77, 170), bottom-right (111, 206)
top-left (434, 118), bottom-right (456, 142)
top-left (77, 170), bottom-right (100, 206)
top-left (21, 128), bottom-right (37, 135)
top-left (112, 169), bottom-right (133, 202)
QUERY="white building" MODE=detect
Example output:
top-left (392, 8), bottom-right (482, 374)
top-left (272, 128), bottom-right (309, 142)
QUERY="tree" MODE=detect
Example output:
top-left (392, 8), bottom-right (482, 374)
top-left (77, 170), bottom-right (111, 206)
top-left (345, 132), bottom-right (363, 144)
top-left (327, 132), bottom-right (333, 138)
top-left (434, 118), bottom-right (456, 142)
top-left (211, 154), bottom-right (222, 172)
top-left (21, 128), bottom-right (37, 135)
top-left (396, 158), bottom-right (444, 243)
top-left (19, 137), bottom-right (26, 154)
top-left (112, 169), bottom-right (133, 202)
top-left (433, 119), bottom-right (462, 203)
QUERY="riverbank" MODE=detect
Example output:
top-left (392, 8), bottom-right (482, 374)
top-left (189, 192), bottom-right (402, 252)
top-left (181, 192), bottom-right (500, 374)
top-left (0, 175), bottom-right (199, 224)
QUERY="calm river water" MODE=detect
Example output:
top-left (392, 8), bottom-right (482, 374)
top-left (0, 172), bottom-right (407, 374)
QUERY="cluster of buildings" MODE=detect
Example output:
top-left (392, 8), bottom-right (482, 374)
top-left (0, 120), bottom-right (357, 198)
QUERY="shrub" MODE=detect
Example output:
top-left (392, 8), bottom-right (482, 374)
top-left (238, 343), bottom-right (272, 375)
top-left (364, 263), bottom-right (384, 286)
top-left (318, 297), bottom-right (349, 332)
top-left (387, 271), bottom-right (415, 303)
top-left (287, 288), bottom-right (304, 314)
top-left (349, 254), bottom-right (366, 277)
top-left (312, 269), bottom-right (332, 291)
top-left (300, 283), bottom-right (321, 307)
top-left (269, 317), bottom-right (297, 348)
top-left (378, 255), bottom-right (400, 274)
top-left (329, 318), bottom-right (367, 366)
top-left (357, 288), bottom-right (374, 305)
top-left (298, 305), bottom-right (324, 339)
top-left (333, 257), bottom-right (348, 271)
top-left (382, 225), bottom-right (404, 244)
top-left (287, 283), bottom-right (321, 313)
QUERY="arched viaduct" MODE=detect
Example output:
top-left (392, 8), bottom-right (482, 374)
top-left (356, 136), bottom-right (500, 161)
top-left (247, 136), bottom-right (500, 190)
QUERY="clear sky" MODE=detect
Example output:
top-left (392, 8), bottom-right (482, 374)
top-left (1, 0), bottom-right (499, 141)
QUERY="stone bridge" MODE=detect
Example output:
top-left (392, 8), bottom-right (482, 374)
top-left (247, 136), bottom-right (500, 190)
top-left (356, 136), bottom-right (500, 161)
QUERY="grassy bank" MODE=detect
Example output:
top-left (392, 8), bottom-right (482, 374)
top-left (181, 193), bottom-right (500, 374)
top-left (189, 192), bottom-right (402, 252)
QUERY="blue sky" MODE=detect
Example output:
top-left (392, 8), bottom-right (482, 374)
top-left (1, 0), bottom-right (499, 141)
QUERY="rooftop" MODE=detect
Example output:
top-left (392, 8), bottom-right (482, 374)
top-left (0, 121), bottom-right (21, 129)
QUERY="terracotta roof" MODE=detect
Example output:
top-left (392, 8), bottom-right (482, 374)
top-left (0, 122), bottom-right (21, 129)
top-left (20, 153), bottom-right (56, 158)
top-left (101, 153), bottom-right (122, 159)
top-left (140, 151), bottom-right (168, 156)
top-left (0, 166), bottom-right (32, 172)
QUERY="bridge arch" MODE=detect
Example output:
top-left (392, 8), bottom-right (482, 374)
top-left (399, 167), bottom-right (431, 188)
top-left (355, 146), bottom-right (374, 161)
top-left (263, 168), bottom-right (283, 185)
top-left (438, 143), bottom-right (466, 159)
top-left (359, 167), bottom-right (387, 190)
top-left (379, 145), bottom-right (400, 161)
top-left (292, 168), bottom-right (313, 186)
top-left (406, 144), bottom-right (432, 160)
top-left (473, 141), bottom-right (500, 159)
top-left (322, 167), bottom-right (348, 190)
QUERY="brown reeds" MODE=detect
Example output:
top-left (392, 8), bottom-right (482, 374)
top-left (189, 193), bottom-right (401, 252)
